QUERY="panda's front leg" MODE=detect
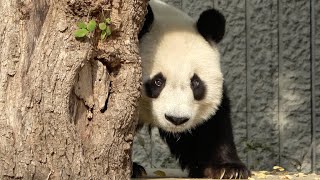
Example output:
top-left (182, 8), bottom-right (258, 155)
top-left (160, 128), bottom-right (251, 179)
top-left (185, 138), bottom-right (251, 179)
top-left (189, 162), bottom-right (251, 179)
top-left (186, 142), bottom-right (251, 179)
top-left (209, 163), bottom-right (251, 179)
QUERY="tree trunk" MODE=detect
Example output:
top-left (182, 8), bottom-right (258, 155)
top-left (0, 0), bottom-right (146, 179)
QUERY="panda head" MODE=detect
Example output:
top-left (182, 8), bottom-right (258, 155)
top-left (139, 0), bottom-right (226, 133)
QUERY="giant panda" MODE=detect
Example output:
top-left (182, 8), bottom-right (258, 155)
top-left (134, 0), bottom-right (251, 179)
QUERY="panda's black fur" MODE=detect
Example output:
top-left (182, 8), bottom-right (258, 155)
top-left (134, 0), bottom-right (251, 179)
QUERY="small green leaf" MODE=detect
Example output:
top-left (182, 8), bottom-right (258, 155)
top-left (74, 29), bottom-right (89, 37)
top-left (153, 170), bottom-right (166, 177)
top-left (87, 20), bottom-right (97, 32)
top-left (106, 26), bottom-right (112, 36)
top-left (77, 22), bottom-right (87, 29)
top-left (105, 18), bottom-right (111, 24)
top-left (99, 22), bottom-right (107, 30)
top-left (101, 30), bottom-right (107, 40)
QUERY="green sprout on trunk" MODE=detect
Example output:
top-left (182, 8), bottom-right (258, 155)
top-left (74, 18), bottom-right (112, 40)
top-left (98, 18), bottom-right (112, 40)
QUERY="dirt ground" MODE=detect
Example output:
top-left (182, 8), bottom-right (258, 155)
top-left (132, 168), bottom-right (320, 180)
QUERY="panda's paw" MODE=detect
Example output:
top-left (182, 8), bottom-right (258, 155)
top-left (204, 163), bottom-right (251, 179)
top-left (132, 162), bottom-right (147, 178)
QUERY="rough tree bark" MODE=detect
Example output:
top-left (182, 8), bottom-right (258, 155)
top-left (0, 0), bottom-right (147, 179)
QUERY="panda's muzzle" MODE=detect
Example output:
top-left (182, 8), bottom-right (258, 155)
top-left (165, 114), bottom-right (190, 126)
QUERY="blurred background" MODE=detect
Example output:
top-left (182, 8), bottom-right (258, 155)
top-left (133, 0), bottom-right (320, 173)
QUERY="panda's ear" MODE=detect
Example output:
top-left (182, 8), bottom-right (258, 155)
top-left (196, 9), bottom-right (226, 43)
top-left (139, 5), bottom-right (154, 39)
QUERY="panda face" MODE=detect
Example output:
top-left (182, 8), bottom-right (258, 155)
top-left (139, 0), bottom-right (225, 133)
top-left (139, 32), bottom-right (223, 133)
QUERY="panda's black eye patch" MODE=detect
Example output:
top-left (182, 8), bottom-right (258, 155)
top-left (144, 73), bottom-right (166, 98)
top-left (191, 74), bottom-right (206, 100)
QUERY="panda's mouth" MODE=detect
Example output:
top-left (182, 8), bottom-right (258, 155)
top-left (162, 126), bottom-right (190, 133)
top-left (158, 119), bottom-right (193, 133)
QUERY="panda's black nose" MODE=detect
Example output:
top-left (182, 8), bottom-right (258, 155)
top-left (165, 114), bottom-right (190, 126)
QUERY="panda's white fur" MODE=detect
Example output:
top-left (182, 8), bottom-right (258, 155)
top-left (139, 0), bottom-right (223, 133)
